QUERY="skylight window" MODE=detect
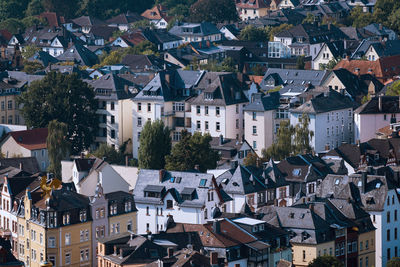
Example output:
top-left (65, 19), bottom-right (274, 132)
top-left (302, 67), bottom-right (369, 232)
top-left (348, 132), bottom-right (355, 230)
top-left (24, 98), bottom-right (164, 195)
top-left (357, 181), bottom-right (362, 187)
top-left (376, 183), bottom-right (381, 189)
top-left (170, 177), bottom-right (175, 183)
top-left (335, 179), bottom-right (340, 185)
top-left (199, 179), bottom-right (207, 187)
top-left (292, 169), bottom-right (301, 176)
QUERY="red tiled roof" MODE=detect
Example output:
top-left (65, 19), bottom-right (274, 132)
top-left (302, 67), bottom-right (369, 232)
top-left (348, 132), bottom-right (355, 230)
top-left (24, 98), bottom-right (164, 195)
top-left (121, 32), bottom-right (146, 46)
top-left (141, 5), bottom-right (168, 20)
top-left (236, 0), bottom-right (270, 9)
top-left (248, 75), bottom-right (264, 85)
top-left (9, 128), bottom-right (48, 150)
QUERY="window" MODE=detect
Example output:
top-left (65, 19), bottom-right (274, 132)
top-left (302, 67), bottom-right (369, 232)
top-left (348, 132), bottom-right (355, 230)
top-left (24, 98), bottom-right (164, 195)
top-left (252, 112), bottom-right (257, 120)
top-left (253, 126), bottom-right (257, 135)
top-left (205, 106), bottom-right (209, 115)
top-left (388, 248), bottom-right (391, 261)
top-left (216, 107), bottom-right (220, 115)
top-left (395, 228), bottom-right (398, 240)
top-left (196, 106), bottom-right (200, 114)
top-left (253, 141), bottom-right (257, 149)
top-left (366, 240), bottom-right (369, 249)
top-left (79, 210), bottom-right (87, 222)
top-left (40, 233), bottom-right (43, 244)
top-left (388, 229), bottom-right (391, 241)
top-left (166, 200), bottom-right (173, 209)
top-left (110, 102), bottom-right (115, 110)
top-left (127, 220), bottom-right (132, 231)
top-left (80, 230), bottom-right (84, 242)
top-left (65, 233), bottom-right (71, 246)
top-left (236, 104), bottom-right (239, 114)
top-left (111, 130), bottom-right (115, 139)
top-left (7, 116), bottom-right (12, 124)
top-left (7, 100), bottom-right (12, 110)
top-left (302, 250), bottom-right (306, 261)
top-left (63, 213), bottom-right (70, 225)
top-left (395, 210), bottom-right (398, 221)
top-left (65, 253), bottom-right (71, 265)
top-left (388, 211), bottom-right (391, 223)
top-left (216, 122), bottom-right (220, 131)
top-left (146, 206), bottom-right (149, 215)
top-left (111, 116), bottom-right (115, 124)
top-left (205, 121), bottom-right (209, 130)
top-left (49, 237), bottom-right (55, 248)
top-left (173, 102), bottom-right (185, 112)
top-left (200, 179), bottom-right (207, 187)
top-left (1, 101), bottom-right (4, 110)
top-left (196, 120), bottom-right (201, 130)
top-left (138, 117), bottom-right (142, 127)
top-left (110, 203), bottom-right (117, 215)
top-left (125, 201), bottom-right (132, 212)
top-left (236, 119), bottom-right (239, 129)
top-left (138, 102), bottom-right (142, 111)
top-left (147, 103), bottom-right (151, 112)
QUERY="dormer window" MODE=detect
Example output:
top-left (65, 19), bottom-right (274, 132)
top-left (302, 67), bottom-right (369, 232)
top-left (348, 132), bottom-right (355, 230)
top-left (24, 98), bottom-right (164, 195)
top-left (125, 201), bottom-right (132, 212)
top-left (252, 225), bottom-right (258, 232)
top-left (204, 92), bottom-right (213, 100)
top-left (110, 203), bottom-right (117, 215)
top-left (63, 213), bottom-right (70, 225)
top-left (79, 210), bottom-right (87, 222)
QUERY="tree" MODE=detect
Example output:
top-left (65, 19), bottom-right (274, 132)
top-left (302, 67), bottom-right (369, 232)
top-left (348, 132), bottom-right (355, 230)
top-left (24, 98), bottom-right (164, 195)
top-left (0, 19), bottom-right (24, 34)
top-left (251, 64), bottom-right (264, 76)
top-left (308, 256), bottom-right (344, 267)
top-left (19, 72), bottom-right (98, 154)
top-left (386, 80), bottom-right (400, 96)
top-left (239, 25), bottom-right (270, 42)
top-left (190, 0), bottom-right (238, 23)
top-left (130, 19), bottom-right (154, 30)
top-left (22, 45), bottom-right (41, 59)
top-left (42, 0), bottom-right (80, 18)
top-left (165, 130), bottom-right (219, 172)
top-left (302, 13), bottom-right (316, 24)
top-left (23, 60), bottom-right (44, 74)
top-left (93, 143), bottom-right (125, 165)
top-left (320, 57), bottom-right (340, 70)
top-left (388, 257), bottom-right (400, 267)
top-left (296, 55), bottom-right (305, 70)
top-left (263, 120), bottom-right (294, 160)
top-left (349, 6), bottom-right (373, 28)
top-left (25, 0), bottom-right (44, 16)
top-left (0, 0), bottom-right (30, 20)
top-left (138, 120), bottom-right (171, 169)
top-left (47, 120), bottom-right (70, 178)
top-left (131, 40), bottom-right (157, 55)
top-left (293, 113), bottom-right (314, 155)
top-left (243, 152), bottom-right (264, 167)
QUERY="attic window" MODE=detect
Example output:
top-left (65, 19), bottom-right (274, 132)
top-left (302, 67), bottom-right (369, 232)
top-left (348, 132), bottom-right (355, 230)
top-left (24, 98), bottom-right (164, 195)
top-left (335, 179), bottom-right (340, 185)
top-left (170, 177), bottom-right (175, 183)
top-left (176, 177), bottom-right (182, 183)
top-left (376, 183), bottom-right (381, 189)
top-left (289, 212), bottom-right (294, 218)
top-left (292, 169), bottom-right (301, 176)
top-left (232, 182), bottom-right (239, 186)
top-left (357, 181), bottom-right (362, 187)
top-left (199, 179), bottom-right (207, 187)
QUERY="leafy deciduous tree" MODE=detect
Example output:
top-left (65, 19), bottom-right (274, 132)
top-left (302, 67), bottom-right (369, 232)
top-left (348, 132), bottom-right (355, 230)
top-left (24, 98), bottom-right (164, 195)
top-left (262, 120), bottom-right (294, 160)
top-left (47, 120), bottom-right (70, 178)
top-left (19, 72), bottom-right (98, 154)
top-left (239, 25), bottom-right (270, 42)
top-left (388, 257), bottom-right (400, 267)
top-left (93, 143), bottom-right (125, 165)
top-left (293, 113), bottom-right (314, 155)
top-left (308, 256), bottom-right (344, 267)
top-left (189, 0), bottom-right (238, 23)
top-left (138, 120), bottom-right (171, 169)
top-left (165, 130), bottom-right (219, 172)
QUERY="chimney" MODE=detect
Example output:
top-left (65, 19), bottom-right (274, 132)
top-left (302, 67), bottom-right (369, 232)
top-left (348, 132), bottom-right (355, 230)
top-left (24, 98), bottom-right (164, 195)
top-left (361, 171), bottom-right (367, 193)
top-left (159, 169), bottom-right (165, 182)
top-left (210, 251), bottom-right (219, 266)
top-left (219, 134), bottom-right (224, 146)
top-left (378, 96), bottom-right (382, 112)
top-left (230, 160), bottom-right (238, 170)
top-left (167, 247), bottom-right (174, 258)
top-left (125, 155), bottom-right (129, 166)
top-left (212, 220), bottom-right (220, 234)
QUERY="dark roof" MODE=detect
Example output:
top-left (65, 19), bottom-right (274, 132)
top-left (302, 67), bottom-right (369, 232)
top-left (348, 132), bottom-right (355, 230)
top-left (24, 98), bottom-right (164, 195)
top-left (355, 96), bottom-right (400, 114)
top-left (169, 22), bottom-right (220, 37)
top-left (87, 73), bottom-right (136, 100)
top-left (244, 92), bottom-right (280, 111)
top-left (74, 158), bottom-right (96, 172)
top-left (369, 40), bottom-right (400, 58)
top-left (7, 128), bottom-right (48, 150)
top-left (292, 90), bottom-right (353, 114)
top-left (41, 187), bottom-right (90, 212)
top-left (106, 13), bottom-right (142, 25)
top-left (6, 176), bottom-right (37, 197)
top-left (0, 157), bottom-right (40, 174)
top-left (121, 54), bottom-right (178, 72)
top-left (57, 43), bottom-right (98, 66)
top-left (28, 51), bottom-right (59, 67)
top-left (72, 16), bottom-right (105, 27)
top-left (89, 25), bottom-right (118, 40)
top-left (142, 29), bottom-right (182, 44)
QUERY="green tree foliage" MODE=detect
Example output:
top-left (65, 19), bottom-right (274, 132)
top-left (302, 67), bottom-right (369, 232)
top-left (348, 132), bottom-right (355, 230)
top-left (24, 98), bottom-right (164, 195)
top-left (165, 130), bottom-right (219, 172)
top-left (47, 120), bottom-right (70, 178)
top-left (243, 152), bottom-right (264, 167)
top-left (130, 19), bottom-right (154, 30)
top-left (239, 25), bottom-right (270, 42)
top-left (131, 40), bottom-right (157, 55)
top-left (0, 19), bottom-right (24, 34)
top-left (22, 45), bottom-right (41, 59)
top-left (189, 0), bottom-right (238, 23)
top-left (25, 0), bottom-right (44, 17)
top-left (296, 55), bottom-right (305, 70)
top-left (262, 120), bottom-right (294, 160)
top-left (308, 256), bottom-right (344, 267)
top-left (199, 57), bottom-right (237, 72)
top-left (23, 60), bottom-right (44, 74)
top-left (19, 72), bottom-right (98, 154)
top-left (302, 13), bottom-right (316, 24)
top-left (269, 24), bottom-right (293, 41)
top-left (42, 0), bottom-right (80, 19)
top-left (0, 0), bottom-right (30, 20)
top-left (388, 257), bottom-right (400, 267)
top-left (293, 113), bottom-right (314, 155)
top-left (348, 6), bottom-right (373, 28)
top-left (386, 80), bottom-right (400, 96)
top-left (320, 57), bottom-right (340, 70)
top-left (93, 143), bottom-right (125, 165)
top-left (138, 120), bottom-right (171, 169)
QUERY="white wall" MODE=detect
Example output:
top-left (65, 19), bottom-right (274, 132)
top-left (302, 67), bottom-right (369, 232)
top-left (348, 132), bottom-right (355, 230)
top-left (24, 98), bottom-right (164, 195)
top-left (355, 113), bottom-right (395, 143)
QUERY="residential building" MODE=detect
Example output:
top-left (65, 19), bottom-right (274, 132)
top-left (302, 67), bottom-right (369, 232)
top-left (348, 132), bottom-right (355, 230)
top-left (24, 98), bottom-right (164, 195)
top-left (290, 91), bottom-right (354, 152)
top-left (169, 22), bottom-right (222, 43)
top-left (354, 96), bottom-right (400, 143)
top-left (57, 43), bottom-right (99, 66)
top-left (133, 169), bottom-right (232, 234)
top-left (363, 23), bottom-right (397, 41)
top-left (235, 0), bottom-right (270, 21)
top-left (71, 16), bottom-right (105, 34)
top-left (190, 72), bottom-right (249, 141)
top-left (0, 78), bottom-right (26, 126)
top-left (312, 41), bottom-right (346, 70)
top-left (347, 0), bottom-right (376, 13)
top-left (106, 13), bottom-right (142, 31)
top-left (318, 172), bottom-right (398, 267)
top-left (86, 73), bottom-right (139, 150)
top-left (243, 92), bottom-right (283, 156)
top-left (141, 4), bottom-right (170, 29)
top-left (0, 128), bottom-right (49, 171)
top-left (363, 40), bottom-right (400, 61)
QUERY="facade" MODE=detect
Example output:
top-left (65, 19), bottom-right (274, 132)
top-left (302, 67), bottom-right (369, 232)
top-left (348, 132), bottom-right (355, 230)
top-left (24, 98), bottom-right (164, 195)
top-left (354, 96), bottom-right (400, 143)
top-left (0, 128), bottom-right (49, 171)
top-left (290, 91), bottom-right (354, 153)
top-left (169, 22), bottom-right (222, 43)
top-left (235, 0), bottom-right (269, 21)
top-left (133, 169), bottom-right (232, 234)
top-left (0, 79), bottom-right (25, 126)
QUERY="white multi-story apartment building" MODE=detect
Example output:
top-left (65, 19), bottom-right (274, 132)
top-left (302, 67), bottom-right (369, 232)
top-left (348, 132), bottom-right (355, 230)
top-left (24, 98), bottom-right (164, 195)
top-left (290, 90), bottom-right (354, 153)
top-left (190, 72), bottom-right (249, 141)
top-left (133, 169), bottom-right (232, 234)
